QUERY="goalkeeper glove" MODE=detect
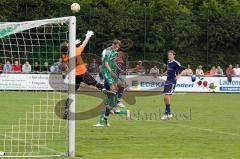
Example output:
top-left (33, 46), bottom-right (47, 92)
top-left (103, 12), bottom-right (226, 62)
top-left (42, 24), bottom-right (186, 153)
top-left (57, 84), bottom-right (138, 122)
top-left (75, 39), bottom-right (81, 45)
top-left (86, 30), bottom-right (94, 38)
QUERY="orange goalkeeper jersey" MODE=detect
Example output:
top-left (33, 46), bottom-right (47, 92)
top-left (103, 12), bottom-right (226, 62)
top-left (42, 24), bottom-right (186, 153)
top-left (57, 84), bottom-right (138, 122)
top-left (62, 45), bottom-right (87, 76)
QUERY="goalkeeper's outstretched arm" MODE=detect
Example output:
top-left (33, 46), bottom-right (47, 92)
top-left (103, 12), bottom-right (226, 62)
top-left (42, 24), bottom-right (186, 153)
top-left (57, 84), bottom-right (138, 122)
top-left (75, 30), bottom-right (94, 55)
top-left (79, 30), bottom-right (94, 48)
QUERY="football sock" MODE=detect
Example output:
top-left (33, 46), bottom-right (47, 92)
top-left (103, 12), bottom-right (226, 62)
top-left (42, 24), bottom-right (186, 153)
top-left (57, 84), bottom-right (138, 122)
top-left (117, 86), bottom-right (124, 99)
top-left (95, 82), bottom-right (104, 90)
top-left (99, 111), bottom-right (105, 124)
top-left (165, 104), bottom-right (171, 114)
top-left (114, 108), bottom-right (127, 115)
top-left (105, 107), bottom-right (111, 117)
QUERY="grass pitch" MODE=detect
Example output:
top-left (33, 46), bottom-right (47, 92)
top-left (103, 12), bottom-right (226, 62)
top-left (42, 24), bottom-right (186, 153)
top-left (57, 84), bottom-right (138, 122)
top-left (0, 91), bottom-right (239, 159)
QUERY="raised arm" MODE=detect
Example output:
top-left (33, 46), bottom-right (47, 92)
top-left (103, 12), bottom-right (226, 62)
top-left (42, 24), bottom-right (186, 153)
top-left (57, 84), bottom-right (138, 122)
top-left (75, 30), bottom-right (94, 56)
top-left (81, 30), bottom-right (94, 48)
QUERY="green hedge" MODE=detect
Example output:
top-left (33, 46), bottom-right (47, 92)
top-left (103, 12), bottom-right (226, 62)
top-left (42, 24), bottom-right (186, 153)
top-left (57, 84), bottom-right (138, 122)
top-left (0, 0), bottom-right (240, 70)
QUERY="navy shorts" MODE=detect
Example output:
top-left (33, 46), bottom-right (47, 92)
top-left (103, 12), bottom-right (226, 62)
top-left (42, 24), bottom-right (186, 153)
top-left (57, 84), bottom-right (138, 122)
top-left (163, 83), bottom-right (176, 95)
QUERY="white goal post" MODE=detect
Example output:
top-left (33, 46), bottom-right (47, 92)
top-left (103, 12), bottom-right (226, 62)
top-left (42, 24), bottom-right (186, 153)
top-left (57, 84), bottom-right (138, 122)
top-left (68, 16), bottom-right (76, 157)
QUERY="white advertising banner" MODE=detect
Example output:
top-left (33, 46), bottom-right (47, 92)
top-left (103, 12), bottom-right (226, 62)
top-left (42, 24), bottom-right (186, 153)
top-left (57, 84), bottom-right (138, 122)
top-left (0, 74), bottom-right (239, 93)
top-left (0, 74), bottom-right (67, 91)
top-left (124, 75), bottom-right (240, 93)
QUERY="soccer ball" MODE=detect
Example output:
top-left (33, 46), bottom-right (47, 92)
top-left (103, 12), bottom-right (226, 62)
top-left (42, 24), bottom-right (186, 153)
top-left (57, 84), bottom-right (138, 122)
top-left (71, 3), bottom-right (80, 13)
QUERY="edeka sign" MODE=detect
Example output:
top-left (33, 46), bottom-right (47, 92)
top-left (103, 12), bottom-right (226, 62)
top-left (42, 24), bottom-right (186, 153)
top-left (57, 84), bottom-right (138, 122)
top-left (123, 75), bottom-right (166, 91)
top-left (140, 82), bottom-right (165, 88)
top-left (0, 74), bottom-right (239, 93)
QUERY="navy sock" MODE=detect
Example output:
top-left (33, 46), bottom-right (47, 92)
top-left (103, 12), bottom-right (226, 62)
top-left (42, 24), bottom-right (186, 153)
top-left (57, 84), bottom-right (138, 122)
top-left (165, 104), bottom-right (171, 114)
top-left (117, 86), bottom-right (124, 99)
top-left (105, 107), bottom-right (111, 117)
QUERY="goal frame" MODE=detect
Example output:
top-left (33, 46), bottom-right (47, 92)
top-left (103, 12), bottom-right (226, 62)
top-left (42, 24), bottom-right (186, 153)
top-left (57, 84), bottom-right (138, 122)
top-left (0, 16), bottom-right (76, 157)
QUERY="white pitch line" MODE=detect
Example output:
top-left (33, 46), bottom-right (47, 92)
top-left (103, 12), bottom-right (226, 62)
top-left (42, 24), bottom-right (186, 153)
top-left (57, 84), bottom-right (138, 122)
top-left (167, 123), bottom-right (240, 137)
top-left (0, 133), bottom-right (64, 156)
top-left (134, 120), bottom-right (240, 137)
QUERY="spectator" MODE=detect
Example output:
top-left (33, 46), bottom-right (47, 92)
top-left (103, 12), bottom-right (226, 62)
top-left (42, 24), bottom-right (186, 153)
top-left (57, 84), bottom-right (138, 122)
top-left (12, 60), bottom-right (21, 73)
top-left (160, 64), bottom-right (167, 74)
top-left (50, 63), bottom-right (58, 73)
top-left (56, 58), bottom-right (64, 73)
top-left (226, 64), bottom-right (234, 82)
top-left (134, 60), bottom-right (145, 74)
top-left (196, 65), bottom-right (204, 76)
top-left (59, 58), bottom-right (69, 74)
top-left (33, 61), bottom-right (40, 73)
top-left (184, 64), bottom-right (193, 76)
top-left (0, 64), bottom-right (2, 73)
top-left (22, 61), bottom-right (32, 73)
top-left (209, 66), bottom-right (217, 76)
top-left (42, 62), bottom-right (49, 73)
top-left (233, 64), bottom-right (240, 76)
top-left (50, 58), bottom-right (63, 73)
top-left (3, 60), bottom-right (12, 73)
top-left (88, 58), bottom-right (99, 74)
top-left (216, 65), bottom-right (224, 76)
top-left (149, 65), bottom-right (159, 77)
top-left (116, 56), bottom-right (127, 75)
top-left (60, 57), bottom-right (68, 75)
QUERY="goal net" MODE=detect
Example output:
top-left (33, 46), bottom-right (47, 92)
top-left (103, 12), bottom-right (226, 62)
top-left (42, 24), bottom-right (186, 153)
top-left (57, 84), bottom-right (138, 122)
top-left (0, 17), bottom-right (76, 157)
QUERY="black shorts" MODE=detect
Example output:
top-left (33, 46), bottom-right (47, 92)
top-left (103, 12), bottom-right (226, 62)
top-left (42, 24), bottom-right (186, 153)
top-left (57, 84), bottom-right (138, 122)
top-left (163, 83), bottom-right (176, 95)
top-left (75, 72), bottom-right (97, 90)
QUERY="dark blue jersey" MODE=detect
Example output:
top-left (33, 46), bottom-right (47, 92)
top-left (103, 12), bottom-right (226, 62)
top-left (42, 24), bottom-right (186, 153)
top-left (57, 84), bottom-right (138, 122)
top-left (166, 60), bottom-right (183, 84)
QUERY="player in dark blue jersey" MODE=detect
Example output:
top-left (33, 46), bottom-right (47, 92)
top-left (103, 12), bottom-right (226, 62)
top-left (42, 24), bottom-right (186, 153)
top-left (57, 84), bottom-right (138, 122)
top-left (161, 50), bottom-right (186, 120)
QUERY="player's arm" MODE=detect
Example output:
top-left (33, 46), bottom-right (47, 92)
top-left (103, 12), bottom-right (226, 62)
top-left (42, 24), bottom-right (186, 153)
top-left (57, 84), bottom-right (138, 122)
top-left (161, 71), bottom-right (167, 76)
top-left (175, 64), bottom-right (186, 80)
top-left (76, 30), bottom-right (94, 55)
top-left (116, 64), bottom-right (126, 74)
top-left (104, 61), bottom-right (117, 78)
top-left (175, 70), bottom-right (186, 80)
top-left (81, 30), bottom-right (94, 48)
top-left (103, 54), bottom-right (117, 78)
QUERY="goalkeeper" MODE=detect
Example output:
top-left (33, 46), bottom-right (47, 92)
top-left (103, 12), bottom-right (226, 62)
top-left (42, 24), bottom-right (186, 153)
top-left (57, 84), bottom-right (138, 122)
top-left (61, 31), bottom-right (105, 119)
top-left (61, 30), bottom-right (104, 91)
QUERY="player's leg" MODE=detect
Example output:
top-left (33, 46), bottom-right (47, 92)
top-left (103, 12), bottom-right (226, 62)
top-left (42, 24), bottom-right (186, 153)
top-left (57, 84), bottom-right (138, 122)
top-left (102, 74), bottom-right (120, 126)
top-left (104, 80), bottom-right (124, 105)
top-left (161, 83), bottom-right (175, 120)
top-left (82, 72), bottom-right (105, 91)
top-left (104, 77), bottom-right (129, 114)
top-left (93, 75), bottom-right (118, 127)
top-left (75, 75), bottom-right (83, 90)
top-left (64, 75), bottom-right (82, 119)
top-left (94, 80), bottom-right (112, 127)
top-left (94, 105), bottom-right (109, 127)
top-left (163, 94), bottom-right (171, 114)
top-left (113, 79), bottom-right (130, 117)
top-left (116, 79), bottom-right (126, 107)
